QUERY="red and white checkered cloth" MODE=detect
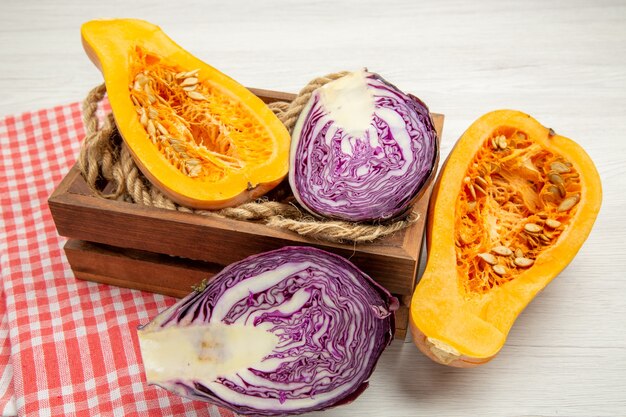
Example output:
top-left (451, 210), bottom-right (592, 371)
top-left (0, 102), bottom-right (236, 416)
top-left (0, 291), bottom-right (15, 416)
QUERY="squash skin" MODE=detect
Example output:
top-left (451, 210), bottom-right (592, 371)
top-left (410, 110), bottom-right (602, 367)
top-left (81, 19), bottom-right (290, 209)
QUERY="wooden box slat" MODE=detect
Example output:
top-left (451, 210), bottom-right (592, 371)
top-left (49, 87), bottom-right (443, 339)
top-left (52, 176), bottom-right (421, 293)
top-left (64, 240), bottom-right (221, 298)
top-left (64, 239), bottom-right (410, 339)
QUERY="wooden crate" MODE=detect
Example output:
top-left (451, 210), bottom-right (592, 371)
top-left (49, 88), bottom-right (443, 339)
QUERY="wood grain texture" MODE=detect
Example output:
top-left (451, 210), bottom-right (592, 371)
top-left (2, 0), bottom-right (626, 416)
top-left (63, 239), bottom-right (222, 298)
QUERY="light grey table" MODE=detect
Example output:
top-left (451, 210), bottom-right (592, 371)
top-left (1, 1), bottom-right (625, 416)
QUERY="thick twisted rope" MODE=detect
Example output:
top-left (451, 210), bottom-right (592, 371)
top-left (77, 72), bottom-right (419, 243)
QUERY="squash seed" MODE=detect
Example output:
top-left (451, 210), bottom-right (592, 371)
top-left (156, 122), bottom-right (168, 136)
top-left (139, 108), bottom-right (148, 126)
top-left (474, 183), bottom-right (487, 196)
top-left (186, 69), bottom-right (200, 78)
top-left (514, 257), bottom-right (534, 268)
top-left (515, 248), bottom-right (524, 258)
top-left (180, 77), bottom-right (198, 87)
top-left (186, 91), bottom-right (207, 101)
top-left (468, 182), bottom-right (476, 200)
top-left (478, 253), bottom-right (498, 265)
top-left (188, 165), bottom-right (202, 177)
top-left (550, 161), bottom-right (570, 174)
top-left (548, 173), bottom-right (564, 185)
top-left (475, 176), bottom-right (489, 188)
top-left (147, 119), bottom-right (156, 137)
top-left (497, 135), bottom-right (508, 150)
top-left (558, 194), bottom-right (580, 212)
top-left (524, 223), bottom-right (542, 234)
top-left (172, 144), bottom-right (187, 153)
top-left (175, 69), bottom-right (200, 79)
top-left (557, 183), bottom-right (567, 198)
top-left (547, 185), bottom-right (560, 196)
top-left (491, 137), bottom-right (498, 150)
top-left (155, 94), bottom-right (169, 106)
top-left (492, 264), bottom-right (507, 275)
top-left (545, 219), bottom-right (561, 229)
top-left (492, 246), bottom-right (513, 256)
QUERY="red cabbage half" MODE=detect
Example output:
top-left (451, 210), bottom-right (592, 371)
top-left (138, 246), bottom-right (398, 416)
top-left (289, 70), bottom-right (438, 222)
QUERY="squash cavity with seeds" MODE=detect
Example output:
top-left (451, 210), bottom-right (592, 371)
top-left (410, 110), bottom-right (601, 367)
top-left (81, 19), bottom-right (290, 209)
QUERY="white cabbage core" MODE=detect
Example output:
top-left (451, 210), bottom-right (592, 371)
top-left (318, 69), bottom-right (375, 137)
top-left (138, 323), bottom-right (279, 384)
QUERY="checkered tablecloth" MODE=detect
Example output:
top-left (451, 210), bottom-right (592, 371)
top-left (0, 102), bottom-right (235, 416)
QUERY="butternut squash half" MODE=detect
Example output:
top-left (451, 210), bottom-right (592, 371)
top-left (81, 19), bottom-right (290, 208)
top-left (410, 110), bottom-right (601, 367)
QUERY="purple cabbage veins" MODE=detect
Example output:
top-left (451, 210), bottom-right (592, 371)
top-left (138, 246), bottom-right (398, 416)
top-left (289, 70), bottom-right (438, 222)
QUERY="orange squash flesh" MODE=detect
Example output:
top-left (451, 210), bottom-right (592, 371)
top-left (410, 110), bottom-right (602, 367)
top-left (81, 19), bottom-right (290, 209)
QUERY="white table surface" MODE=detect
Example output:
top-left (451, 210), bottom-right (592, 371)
top-left (1, 0), bottom-right (625, 416)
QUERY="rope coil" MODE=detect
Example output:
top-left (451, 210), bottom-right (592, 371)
top-left (77, 72), bottom-right (419, 243)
